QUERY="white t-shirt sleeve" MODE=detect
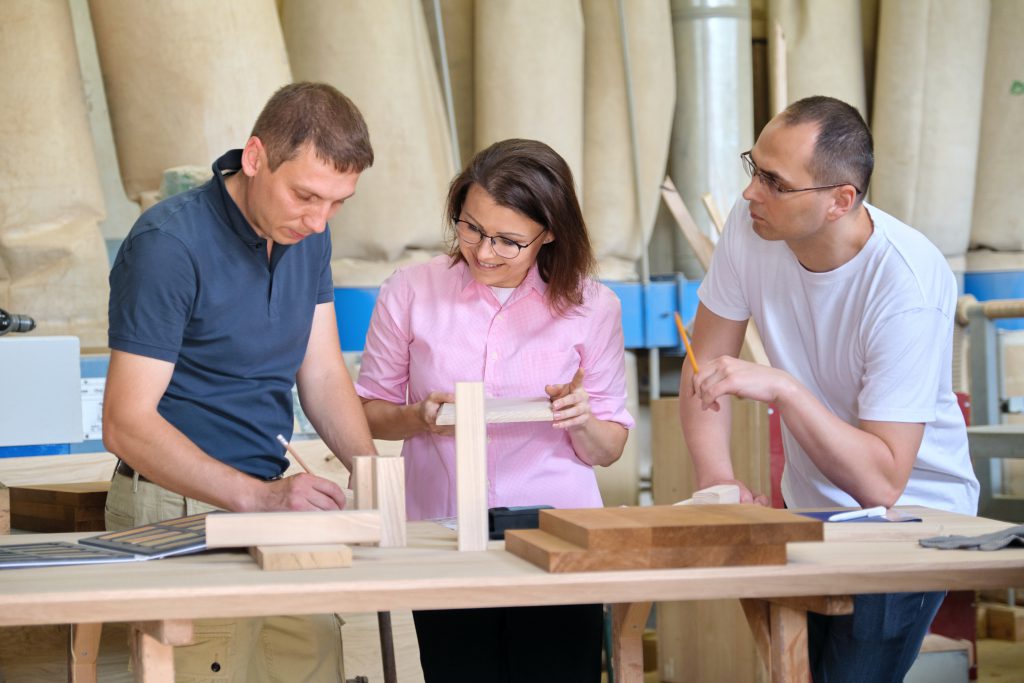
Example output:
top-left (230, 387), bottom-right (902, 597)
top-left (858, 306), bottom-right (948, 423)
top-left (697, 200), bottom-right (753, 322)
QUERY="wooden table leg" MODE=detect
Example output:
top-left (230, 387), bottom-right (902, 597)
top-left (68, 623), bottom-right (103, 683)
top-left (611, 602), bottom-right (652, 683)
top-left (740, 596), bottom-right (854, 683)
top-left (128, 620), bottom-right (193, 683)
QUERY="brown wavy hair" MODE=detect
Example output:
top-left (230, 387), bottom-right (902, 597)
top-left (446, 139), bottom-right (596, 316)
top-left (251, 82), bottom-right (374, 174)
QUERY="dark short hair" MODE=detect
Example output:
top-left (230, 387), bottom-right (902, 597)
top-left (445, 139), bottom-right (596, 316)
top-left (782, 96), bottom-right (873, 200)
top-left (251, 82), bottom-right (373, 173)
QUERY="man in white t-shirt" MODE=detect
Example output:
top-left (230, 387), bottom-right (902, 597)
top-left (679, 95), bottom-right (979, 682)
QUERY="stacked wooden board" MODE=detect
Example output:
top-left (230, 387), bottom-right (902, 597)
top-left (505, 504), bottom-right (823, 572)
top-left (9, 482), bottom-right (109, 533)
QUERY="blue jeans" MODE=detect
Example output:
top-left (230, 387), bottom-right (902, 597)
top-left (807, 591), bottom-right (945, 683)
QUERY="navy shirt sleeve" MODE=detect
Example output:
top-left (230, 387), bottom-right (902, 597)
top-left (108, 228), bottom-right (196, 364)
top-left (316, 228), bottom-right (334, 304)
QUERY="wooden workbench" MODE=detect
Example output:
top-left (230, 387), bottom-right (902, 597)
top-left (1, 507), bottom-right (1022, 683)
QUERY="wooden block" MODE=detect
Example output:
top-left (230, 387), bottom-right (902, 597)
top-left (205, 510), bottom-right (381, 548)
top-left (250, 544), bottom-right (353, 571)
top-left (692, 484), bottom-right (741, 505)
top-left (9, 482), bottom-right (109, 533)
top-left (0, 484), bottom-right (9, 535)
top-left (977, 604), bottom-right (988, 639)
top-left (536, 505), bottom-right (822, 552)
top-left (351, 455), bottom-right (375, 511)
top-left (986, 603), bottom-right (1024, 641)
top-left (505, 527), bottom-right (786, 573)
top-left (436, 397), bottom-right (553, 425)
top-left (455, 382), bottom-right (489, 552)
top-left (374, 456), bottom-right (407, 547)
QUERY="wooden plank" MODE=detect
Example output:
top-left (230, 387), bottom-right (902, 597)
top-left (764, 596), bottom-right (852, 616)
top-left (351, 455), bottom-right (375, 511)
top-left (662, 177), bottom-right (715, 270)
top-left (9, 482), bottom-right (109, 533)
top-left (436, 397), bottom-right (553, 426)
top-left (204, 510), bottom-right (381, 548)
top-left (505, 527), bottom-right (787, 573)
top-left (374, 456), bottom-right (407, 548)
top-left (0, 452), bottom-right (116, 487)
top-left (741, 598), bottom-right (772, 671)
top-left (128, 625), bottom-right (175, 683)
top-left (455, 382), bottom-right (489, 552)
top-left (250, 544), bottom-right (353, 571)
top-left (68, 622), bottom-right (102, 683)
top-left (612, 602), bottom-right (652, 683)
top-left (769, 603), bottom-right (810, 683)
top-left (536, 505), bottom-right (822, 552)
top-left (131, 620), bottom-right (193, 647)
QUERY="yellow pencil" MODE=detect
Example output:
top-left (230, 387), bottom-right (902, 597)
top-left (674, 312), bottom-right (700, 375)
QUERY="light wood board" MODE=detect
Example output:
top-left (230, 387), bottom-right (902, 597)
top-left (250, 544), bottom-right (353, 571)
top-left (436, 397), bottom-right (553, 426)
top-left (204, 510), bottom-right (381, 549)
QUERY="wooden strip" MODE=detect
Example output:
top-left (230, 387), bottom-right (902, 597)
top-left (455, 382), bottom-right (489, 552)
top-left (250, 544), bottom-right (353, 571)
top-left (769, 603), bottom-right (810, 683)
top-left (662, 177), bottom-right (715, 270)
top-left (205, 510), bottom-right (381, 548)
top-left (68, 622), bottom-right (102, 683)
top-left (375, 456), bottom-right (407, 548)
top-left (740, 598), bottom-right (772, 671)
top-left (129, 626), bottom-right (175, 683)
top-left (352, 455), bottom-right (375, 511)
top-left (611, 602), bottom-right (652, 683)
top-left (132, 619), bottom-right (193, 646)
top-left (436, 397), bottom-right (553, 426)
top-left (764, 596), bottom-right (853, 616)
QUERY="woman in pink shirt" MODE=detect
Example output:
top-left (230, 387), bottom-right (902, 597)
top-left (357, 139), bottom-right (633, 682)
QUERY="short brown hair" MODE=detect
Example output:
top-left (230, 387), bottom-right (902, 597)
top-left (251, 82), bottom-right (373, 173)
top-left (446, 139), bottom-right (596, 316)
top-left (782, 95), bottom-right (872, 200)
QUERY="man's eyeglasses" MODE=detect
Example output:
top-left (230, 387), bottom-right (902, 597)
top-left (455, 219), bottom-right (546, 259)
top-left (740, 151), bottom-right (862, 196)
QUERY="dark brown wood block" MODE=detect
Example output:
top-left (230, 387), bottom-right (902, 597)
top-left (505, 528), bottom-right (787, 573)
top-left (538, 505), bottom-right (822, 551)
top-left (506, 505), bottom-right (822, 573)
top-left (9, 482), bottom-right (109, 533)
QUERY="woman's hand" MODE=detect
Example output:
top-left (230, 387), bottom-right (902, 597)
top-left (415, 391), bottom-right (456, 436)
top-left (545, 368), bottom-right (590, 430)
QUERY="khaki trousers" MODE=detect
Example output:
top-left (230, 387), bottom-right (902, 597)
top-left (106, 472), bottom-right (346, 683)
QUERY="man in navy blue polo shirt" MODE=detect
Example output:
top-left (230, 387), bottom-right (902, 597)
top-left (103, 82), bottom-right (376, 682)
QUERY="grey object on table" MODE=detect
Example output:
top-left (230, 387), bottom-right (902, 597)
top-left (919, 524), bottom-right (1024, 551)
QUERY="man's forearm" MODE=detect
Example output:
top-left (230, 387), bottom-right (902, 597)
top-left (104, 413), bottom-right (264, 511)
top-left (679, 369), bottom-right (736, 488)
top-left (300, 381), bottom-right (378, 472)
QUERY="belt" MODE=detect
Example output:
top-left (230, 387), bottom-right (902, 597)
top-left (115, 459), bottom-right (281, 483)
top-left (115, 460), bottom-right (151, 483)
